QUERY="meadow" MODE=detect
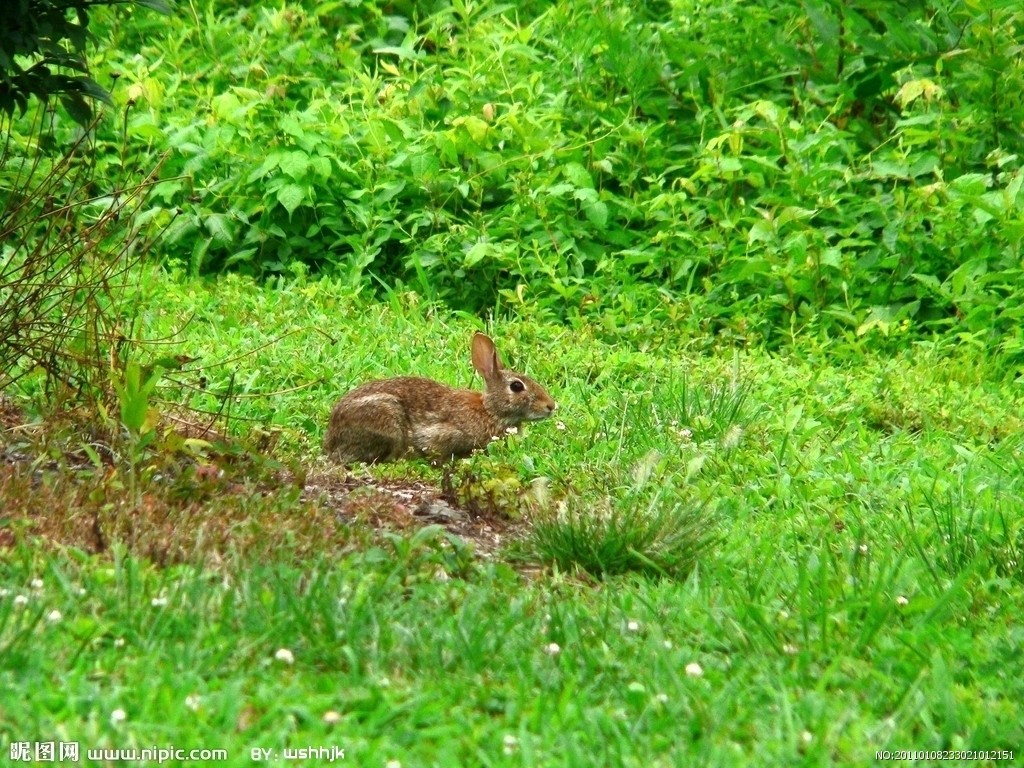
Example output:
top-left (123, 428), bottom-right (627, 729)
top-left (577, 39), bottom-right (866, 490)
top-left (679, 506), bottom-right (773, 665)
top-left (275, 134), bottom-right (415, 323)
top-left (2, 0), bottom-right (1024, 765)
top-left (3, 273), bottom-right (1023, 765)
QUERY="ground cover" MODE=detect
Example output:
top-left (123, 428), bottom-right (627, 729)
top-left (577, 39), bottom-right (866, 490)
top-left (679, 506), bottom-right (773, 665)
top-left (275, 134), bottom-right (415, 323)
top-left (2, 274), bottom-right (1021, 765)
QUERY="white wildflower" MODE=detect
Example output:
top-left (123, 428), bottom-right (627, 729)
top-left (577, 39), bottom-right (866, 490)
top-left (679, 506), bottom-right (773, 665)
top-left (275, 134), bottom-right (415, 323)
top-left (110, 708), bottom-right (127, 725)
top-left (544, 642), bottom-right (561, 656)
top-left (685, 662), bottom-right (704, 677)
top-left (274, 648), bottom-right (294, 665)
top-left (46, 609), bottom-right (62, 623)
top-left (502, 734), bottom-right (518, 755)
top-left (721, 424), bottom-right (743, 449)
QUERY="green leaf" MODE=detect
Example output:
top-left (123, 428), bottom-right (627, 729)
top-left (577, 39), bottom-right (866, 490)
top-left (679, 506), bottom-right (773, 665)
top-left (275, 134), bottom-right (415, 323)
top-left (204, 213), bottom-right (236, 243)
top-left (276, 184), bottom-right (306, 216)
top-left (563, 162), bottom-right (594, 189)
top-left (279, 151), bottom-right (310, 181)
top-left (464, 241), bottom-right (493, 268)
top-left (584, 201), bottom-right (608, 230)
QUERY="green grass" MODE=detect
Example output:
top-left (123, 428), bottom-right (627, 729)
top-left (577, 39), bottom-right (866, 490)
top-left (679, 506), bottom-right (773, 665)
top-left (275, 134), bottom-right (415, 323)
top-left (2, 272), bottom-right (1023, 765)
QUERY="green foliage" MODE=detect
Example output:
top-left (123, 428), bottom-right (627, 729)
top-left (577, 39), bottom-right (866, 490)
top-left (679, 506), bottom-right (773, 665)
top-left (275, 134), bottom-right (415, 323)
top-left (3, 275), bottom-right (1024, 762)
top-left (65, 0), bottom-right (1024, 351)
top-left (525, 494), bottom-right (717, 579)
top-left (0, 0), bottom-right (172, 123)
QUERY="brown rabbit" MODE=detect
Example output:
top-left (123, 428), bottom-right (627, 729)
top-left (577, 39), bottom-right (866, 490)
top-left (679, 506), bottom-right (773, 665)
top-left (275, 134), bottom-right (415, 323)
top-left (323, 333), bottom-right (557, 464)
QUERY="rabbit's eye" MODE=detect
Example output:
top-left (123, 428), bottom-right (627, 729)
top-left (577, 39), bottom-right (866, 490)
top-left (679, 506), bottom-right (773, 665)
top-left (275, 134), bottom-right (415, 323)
top-left (509, 379), bottom-right (526, 393)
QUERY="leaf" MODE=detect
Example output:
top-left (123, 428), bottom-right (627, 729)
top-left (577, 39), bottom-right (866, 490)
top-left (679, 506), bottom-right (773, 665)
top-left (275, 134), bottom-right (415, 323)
top-left (747, 218), bottom-right (774, 245)
top-left (225, 248), bottom-right (258, 267)
top-left (409, 153), bottom-right (440, 178)
top-left (59, 93), bottom-right (93, 126)
top-left (584, 201), bottom-right (608, 230)
top-left (563, 162), bottom-right (594, 189)
top-left (464, 241), bottom-right (493, 268)
top-left (132, 0), bottom-right (174, 12)
top-left (276, 184), bottom-right (306, 216)
top-left (204, 213), bottom-right (236, 243)
top-left (279, 151), bottom-right (310, 181)
top-left (454, 116), bottom-right (489, 144)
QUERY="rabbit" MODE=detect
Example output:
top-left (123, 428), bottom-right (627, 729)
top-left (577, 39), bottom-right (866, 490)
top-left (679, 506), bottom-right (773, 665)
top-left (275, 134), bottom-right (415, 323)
top-left (323, 332), bottom-right (557, 464)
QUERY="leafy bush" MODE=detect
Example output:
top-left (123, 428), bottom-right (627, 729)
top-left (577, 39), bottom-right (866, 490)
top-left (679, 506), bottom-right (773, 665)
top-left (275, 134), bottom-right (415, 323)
top-left (55, 0), bottom-right (1024, 352)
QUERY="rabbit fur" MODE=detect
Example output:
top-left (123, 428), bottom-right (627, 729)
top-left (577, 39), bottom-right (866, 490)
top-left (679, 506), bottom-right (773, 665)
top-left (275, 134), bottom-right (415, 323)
top-left (323, 333), bottom-right (556, 464)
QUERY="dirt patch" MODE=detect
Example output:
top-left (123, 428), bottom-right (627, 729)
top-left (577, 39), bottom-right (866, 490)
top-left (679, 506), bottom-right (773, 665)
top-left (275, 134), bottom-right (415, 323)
top-left (0, 402), bottom-right (527, 563)
top-left (303, 464), bottom-right (527, 560)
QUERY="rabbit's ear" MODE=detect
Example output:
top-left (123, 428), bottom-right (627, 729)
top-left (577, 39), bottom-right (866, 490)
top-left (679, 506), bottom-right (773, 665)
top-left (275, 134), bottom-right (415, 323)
top-left (472, 332), bottom-right (503, 379)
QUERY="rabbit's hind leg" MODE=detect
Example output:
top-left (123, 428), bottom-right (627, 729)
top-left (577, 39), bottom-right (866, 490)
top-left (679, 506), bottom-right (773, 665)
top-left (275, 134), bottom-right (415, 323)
top-left (324, 393), bottom-right (410, 464)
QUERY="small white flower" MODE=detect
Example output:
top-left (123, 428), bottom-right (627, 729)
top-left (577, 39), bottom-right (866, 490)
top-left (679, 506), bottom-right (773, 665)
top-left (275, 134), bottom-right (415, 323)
top-left (0, 588), bottom-right (9, 598)
top-left (151, 596), bottom-right (168, 608)
top-left (77, 587), bottom-right (87, 596)
top-left (30, 578), bottom-right (43, 590)
top-left (185, 694), bottom-right (202, 711)
top-left (654, 692), bottom-right (670, 704)
top-left (274, 648), bottom-right (294, 665)
top-left (502, 734), bottom-right (518, 755)
top-left (556, 421), bottom-right (566, 431)
top-left (778, 609), bottom-right (790, 620)
top-left (378, 677), bottom-right (391, 688)
top-left (322, 710), bottom-right (342, 724)
top-left (677, 427), bottom-right (693, 440)
top-left (801, 730), bottom-right (813, 744)
top-left (110, 708), bottom-right (127, 724)
top-left (721, 424), bottom-right (743, 449)
top-left (114, 637), bottom-right (126, 648)
top-left (858, 544), bottom-right (869, 554)
top-left (13, 594), bottom-right (28, 607)
top-left (685, 662), bottom-right (704, 677)
top-left (626, 620), bottom-right (640, 632)
top-left (386, 761), bottom-right (402, 768)
top-left (46, 609), bottom-right (62, 623)
top-left (783, 643), bottom-right (798, 655)
top-left (505, 426), bottom-right (519, 435)
top-left (544, 642), bottom-right (561, 656)
top-left (663, 639), bottom-right (673, 650)
top-left (896, 595), bottom-right (909, 606)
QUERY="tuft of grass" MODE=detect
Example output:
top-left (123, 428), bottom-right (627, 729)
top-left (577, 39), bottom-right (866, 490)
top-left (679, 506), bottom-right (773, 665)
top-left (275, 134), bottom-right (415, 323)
top-left (521, 491), bottom-right (718, 580)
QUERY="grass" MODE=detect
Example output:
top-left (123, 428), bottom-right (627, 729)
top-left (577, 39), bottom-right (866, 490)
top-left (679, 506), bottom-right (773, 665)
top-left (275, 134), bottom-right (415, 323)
top-left (2, 271), bottom-right (1023, 765)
